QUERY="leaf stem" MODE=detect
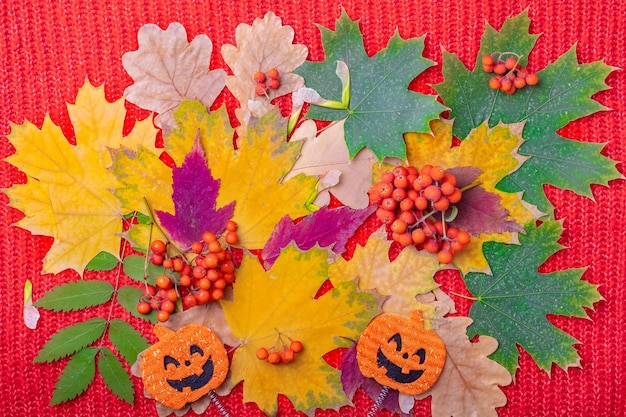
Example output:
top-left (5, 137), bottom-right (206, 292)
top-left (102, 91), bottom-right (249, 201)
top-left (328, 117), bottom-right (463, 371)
top-left (449, 291), bottom-right (478, 301)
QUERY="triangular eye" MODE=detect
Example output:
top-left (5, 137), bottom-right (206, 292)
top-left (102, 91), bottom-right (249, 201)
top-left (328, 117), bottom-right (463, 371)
top-left (164, 355), bottom-right (180, 369)
top-left (190, 344), bottom-right (204, 356)
top-left (387, 333), bottom-right (402, 351)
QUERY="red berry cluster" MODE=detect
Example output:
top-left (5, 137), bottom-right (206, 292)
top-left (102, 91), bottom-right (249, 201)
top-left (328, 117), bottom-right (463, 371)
top-left (368, 165), bottom-right (471, 264)
top-left (482, 53), bottom-right (538, 95)
top-left (254, 68), bottom-right (280, 96)
top-left (256, 340), bottom-right (303, 365)
top-left (136, 221), bottom-right (239, 322)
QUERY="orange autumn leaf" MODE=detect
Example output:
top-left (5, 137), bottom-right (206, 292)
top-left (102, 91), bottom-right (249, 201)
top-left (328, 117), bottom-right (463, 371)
top-left (4, 82), bottom-right (159, 275)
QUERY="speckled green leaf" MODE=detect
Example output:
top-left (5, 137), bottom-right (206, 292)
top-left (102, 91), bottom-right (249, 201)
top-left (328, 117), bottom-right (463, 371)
top-left (34, 318), bottom-right (107, 363)
top-left (50, 347), bottom-right (98, 405)
top-left (99, 347), bottom-right (134, 405)
top-left (465, 221), bottom-right (602, 374)
top-left (296, 10), bottom-right (444, 160)
top-left (34, 280), bottom-right (114, 312)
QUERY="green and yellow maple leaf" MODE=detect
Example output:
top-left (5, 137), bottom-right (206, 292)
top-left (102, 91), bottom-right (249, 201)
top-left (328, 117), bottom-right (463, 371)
top-left (4, 82), bottom-right (158, 275)
top-left (404, 118), bottom-right (535, 273)
top-left (220, 246), bottom-right (379, 415)
top-left (164, 101), bottom-right (317, 249)
top-left (329, 230), bottom-right (439, 313)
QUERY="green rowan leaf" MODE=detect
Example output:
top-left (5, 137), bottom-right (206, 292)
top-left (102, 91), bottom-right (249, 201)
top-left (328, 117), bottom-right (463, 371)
top-left (122, 254), bottom-right (164, 284)
top-left (108, 318), bottom-right (150, 364)
top-left (435, 11), bottom-right (619, 214)
top-left (295, 10), bottom-right (444, 160)
top-left (465, 221), bottom-right (602, 374)
top-left (49, 347), bottom-right (98, 405)
top-left (34, 281), bottom-right (114, 312)
top-left (34, 318), bottom-right (107, 363)
top-left (99, 347), bottom-right (134, 405)
top-left (86, 251), bottom-right (121, 271)
top-left (117, 285), bottom-right (157, 323)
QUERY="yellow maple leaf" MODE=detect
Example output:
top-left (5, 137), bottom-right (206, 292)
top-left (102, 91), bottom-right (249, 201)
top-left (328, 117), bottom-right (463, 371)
top-left (164, 102), bottom-right (317, 249)
top-left (329, 230), bottom-right (439, 313)
top-left (220, 246), bottom-right (379, 415)
top-left (404, 119), bottom-right (534, 273)
top-left (4, 82), bottom-right (158, 275)
top-left (112, 147), bottom-right (174, 215)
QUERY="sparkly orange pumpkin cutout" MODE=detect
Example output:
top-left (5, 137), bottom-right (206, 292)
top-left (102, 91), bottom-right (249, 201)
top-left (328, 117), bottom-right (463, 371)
top-left (141, 324), bottom-right (229, 409)
top-left (356, 310), bottom-right (446, 395)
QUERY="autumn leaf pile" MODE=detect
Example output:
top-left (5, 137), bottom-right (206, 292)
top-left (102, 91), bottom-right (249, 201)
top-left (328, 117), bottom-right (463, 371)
top-left (3, 10), bottom-right (619, 417)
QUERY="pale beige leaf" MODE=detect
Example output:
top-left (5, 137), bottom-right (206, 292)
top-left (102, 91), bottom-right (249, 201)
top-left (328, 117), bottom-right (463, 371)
top-left (123, 22), bottom-right (226, 135)
top-left (222, 12), bottom-right (307, 125)
top-left (286, 120), bottom-right (378, 208)
top-left (415, 317), bottom-right (512, 417)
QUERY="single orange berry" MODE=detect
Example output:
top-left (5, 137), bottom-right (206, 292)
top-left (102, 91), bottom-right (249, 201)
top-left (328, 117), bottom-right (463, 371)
top-left (411, 228), bottom-right (426, 245)
top-left (392, 232), bottom-right (413, 247)
top-left (526, 73), bottom-right (539, 86)
top-left (513, 77), bottom-right (526, 89)
top-left (290, 340), bottom-right (304, 353)
top-left (136, 301), bottom-right (151, 315)
top-left (494, 62), bottom-right (507, 75)
top-left (267, 78), bottom-right (280, 89)
top-left (162, 258), bottom-right (173, 269)
top-left (172, 257), bottom-right (185, 272)
top-left (191, 241), bottom-right (204, 254)
top-left (150, 239), bottom-right (166, 254)
top-left (256, 347), bottom-right (269, 360)
top-left (504, 56), bottom-right (518, 70)
top-left (202, 231), bottom-right (216, 243)
top-left (481, 54), bottom-right (495, 67)
top-left (280, 349), bottom-right (295, 364)
top-left (489, 76), bottom-right (502, 90)
top-left (195, 289), bottom-right (211, 305)
top-left (211, 288), bottom-right (224, 301)
top-left (208, 240), bottom-right (222, 253)
top-left (267, 68), bottom-right (279, 79)
top-left (457, 231), bottom-right (471, 245)
top-left (390, 219), bottom-right (407, 234)
top-left (225, 220), bottom-right (238, 232)
top-left (225, 231), bottom-right (238, 245)
top-left (429, 166), bottom-right (445, 181)
top-left (183, 294), bottom-right (197, 308)
top-left (267, 352), bottom-right (281, 364)
top-left (157, 310), bottom-right (170, 322)
top-left (437, 250), bottom-right (454, 264)
top-left (255, 83), bottom-right (268, 96)
top-left (156, 275), bottom-right (172, 290)
top-left (433, 197), bottom-right (450, 211)
top-left (160, 300), bottom-right (176, 313)
top-left (253, 71), bottom-right (266, 83)
top-left (179, 274), bottom-right (191, 287)
top-left (197, 278), bottom-right (211, 290)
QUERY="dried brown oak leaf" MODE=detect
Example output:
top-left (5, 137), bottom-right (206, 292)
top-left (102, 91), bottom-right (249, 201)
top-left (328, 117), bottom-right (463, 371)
top-left (409, 317), bottom-right (512, 417)
top-left (123, 22), bottom-right (226, 135)
top-left (221, 12), bottom-right (308, 127)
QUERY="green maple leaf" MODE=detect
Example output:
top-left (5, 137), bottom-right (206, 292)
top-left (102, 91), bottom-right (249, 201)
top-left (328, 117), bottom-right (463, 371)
top-left (465, 221), bottom-right (602, 374)
top-left (436, 11), bottom-right (619, 214)
top-left (295, 10), bottom-right (444, 160)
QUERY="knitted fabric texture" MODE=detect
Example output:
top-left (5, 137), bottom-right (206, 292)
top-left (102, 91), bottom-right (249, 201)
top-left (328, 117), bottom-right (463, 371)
top-left (1, 1), bottom-right (625, 416)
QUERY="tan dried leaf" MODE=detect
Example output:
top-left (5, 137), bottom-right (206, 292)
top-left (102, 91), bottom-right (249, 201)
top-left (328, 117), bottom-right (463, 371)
top-left (123, 22), bottom-right (226, 135)
top-left (222, 12), bottom-right (308, 125)
top-left (286, 119), bottom-right (378, 208)
top-left (414, 317), bottom-right (512, 417)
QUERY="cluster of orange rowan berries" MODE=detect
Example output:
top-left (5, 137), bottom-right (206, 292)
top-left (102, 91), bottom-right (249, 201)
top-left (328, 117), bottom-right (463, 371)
top-left (482, 53), bottom-right (538, 95)
top-left (254, 68), bottom-right (280, 96)
top-left (256, 340), bottom-right (304, 365)
top-left (368, 165), bottom-right (471, 264)
top-left (136, 221), bottom-right (239, 322)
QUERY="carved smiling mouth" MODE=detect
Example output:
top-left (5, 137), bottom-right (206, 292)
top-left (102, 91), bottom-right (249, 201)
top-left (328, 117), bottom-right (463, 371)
top-left (376, 348), bottom-right (424, 384)
top-left (166, 356), bottom-right (215, 392)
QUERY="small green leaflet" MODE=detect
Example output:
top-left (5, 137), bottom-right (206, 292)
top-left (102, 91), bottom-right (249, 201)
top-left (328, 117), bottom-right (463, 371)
top-left (436, 11), bottom-right (618, 215)
top-left (295, 10), bottom-right (444, 160)
top-left (86, 251), bottom-right (120, 271)
top-left (50, 347), bottom-right (98, 405)
top-left (117, 285), bottom-right (157, 323)
top-left (34, 318), bottom-right (107, 363)
top-left (99, 347), bottom-right (134, 405)
top-left (465, 221), bottom-right (602, 374)
top-left (123, 254), bottom-right (164, 284)
top-left (34, 281), bottom-right (114, 311)
top-left (108, 318), bottom-right (150, 364)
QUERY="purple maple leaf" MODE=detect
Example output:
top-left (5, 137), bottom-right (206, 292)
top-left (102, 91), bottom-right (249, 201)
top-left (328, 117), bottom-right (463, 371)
top-left (340, 344), bottom-right (410, 416)
top-left (262, 205), bottom-right (376, 269)
top-left (156, 140), bottom-right (234, 248)
top-left (447, 166), bottom-right (523, 235)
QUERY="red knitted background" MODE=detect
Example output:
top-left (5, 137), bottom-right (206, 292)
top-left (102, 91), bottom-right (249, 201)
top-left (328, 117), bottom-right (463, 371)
top-left (1, 0), bottom-right (625, 416)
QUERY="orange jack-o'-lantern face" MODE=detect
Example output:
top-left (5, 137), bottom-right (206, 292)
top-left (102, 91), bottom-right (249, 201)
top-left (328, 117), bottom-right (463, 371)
top-left (356, 310), bottom-right (446, 395)
top-left (141, 324), bottom-right (229, 409)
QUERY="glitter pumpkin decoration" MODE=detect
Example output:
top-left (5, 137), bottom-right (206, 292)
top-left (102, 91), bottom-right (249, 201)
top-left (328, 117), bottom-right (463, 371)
top-left (140, 324), bottom-right (229, 409)
top-left (356, 310), bottom-right (446, 395)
